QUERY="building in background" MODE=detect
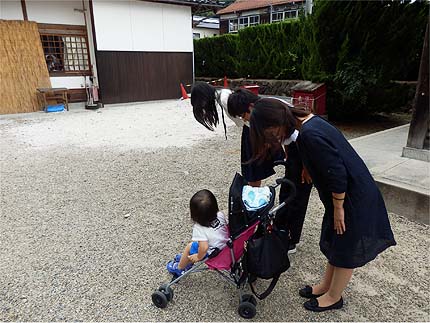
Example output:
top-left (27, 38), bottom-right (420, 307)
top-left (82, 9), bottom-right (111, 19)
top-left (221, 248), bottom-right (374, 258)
top-left (1, 0), bottom-right (222, 105)
top-left (193, 15), bottom-right (219, 39)
top-left (217, 0), bottom-right (306, 34)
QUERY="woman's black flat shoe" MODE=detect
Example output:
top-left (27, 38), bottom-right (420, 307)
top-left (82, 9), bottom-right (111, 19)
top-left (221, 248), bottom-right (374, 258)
top-left (299, 285), bottom-right (324, 298)
top-left (304, 297), bottom-right (343, 312)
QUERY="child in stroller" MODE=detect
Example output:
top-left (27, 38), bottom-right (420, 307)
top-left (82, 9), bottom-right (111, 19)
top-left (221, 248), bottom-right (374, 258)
top-left (166, 189), bottom-right (229, 276)
top-left (152, 168), bottom-right (296, 319)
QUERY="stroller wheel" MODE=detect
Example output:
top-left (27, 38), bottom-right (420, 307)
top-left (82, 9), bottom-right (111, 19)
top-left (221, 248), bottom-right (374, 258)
top-left (241, 294), bottom-right (257, 306)
top-left (151, 291), bottom-right (168, 308)
top-left (238, 301), bottom-right (257, 319)
top-left (159, 284), bottom-right (174, 301)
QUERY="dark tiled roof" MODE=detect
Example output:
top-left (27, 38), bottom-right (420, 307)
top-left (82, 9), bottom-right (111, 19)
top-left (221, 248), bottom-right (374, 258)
top-left (217, 0), bottom-right (302, 15)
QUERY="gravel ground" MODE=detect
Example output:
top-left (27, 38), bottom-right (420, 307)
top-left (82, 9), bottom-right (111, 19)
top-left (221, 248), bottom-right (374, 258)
top-left (0, 101), bottom-right (428, 322)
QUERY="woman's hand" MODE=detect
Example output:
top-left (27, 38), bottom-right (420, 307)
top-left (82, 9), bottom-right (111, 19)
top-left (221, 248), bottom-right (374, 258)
top-left (301, 166), bottom-right (312, 184)
top-left (333, 205), bottom-right (346, 235)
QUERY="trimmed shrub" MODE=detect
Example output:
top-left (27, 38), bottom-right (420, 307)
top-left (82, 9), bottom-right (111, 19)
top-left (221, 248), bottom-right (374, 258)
top-left (194, 0), bottom-right (428, 119)
top-left (194, 33), bottom-right (239, 78)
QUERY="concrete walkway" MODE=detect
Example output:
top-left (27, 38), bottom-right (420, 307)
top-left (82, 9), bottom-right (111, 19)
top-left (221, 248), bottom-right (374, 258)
top-left (350, 125), bottom-right (429, 224)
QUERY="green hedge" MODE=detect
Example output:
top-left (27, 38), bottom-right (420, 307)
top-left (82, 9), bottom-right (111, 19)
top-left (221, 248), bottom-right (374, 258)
top-left (194, 0), bottom-right (428, 119)
top-left (194, 34), bottom-right (239, 78)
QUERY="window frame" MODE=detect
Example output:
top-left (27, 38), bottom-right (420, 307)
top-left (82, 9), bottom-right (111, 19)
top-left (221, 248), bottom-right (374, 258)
top-left (38, 23), bottom-right (91, 77)
top-left (248, 15), bottom-right (260, 26)
top-left (285, 10), bottom-right (299, 19)
top-left (271, 10), bottom-right (299, 22)
top-left (238, 16), bottom-right (249, 30)
top-left (229, 18), bottom-right (238, 33)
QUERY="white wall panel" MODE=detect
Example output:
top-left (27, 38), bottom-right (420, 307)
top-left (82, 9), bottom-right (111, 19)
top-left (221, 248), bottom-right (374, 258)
top-left (92, 0), bottom-right (133, 51)
top-left (0, 0), bottom-right (23, 20)
top-left (193, 27), bottom-right (219, 39)
top-left (130, 1), bottom-right (163, 51)
top-left (50, 76), bottom-right (85, 89)
top-left (93, 0), bottom-right (192, 52)
top-left (26, 1), bottom-right (85, 25)
top-left (162, 5), bottom-right (192, 52)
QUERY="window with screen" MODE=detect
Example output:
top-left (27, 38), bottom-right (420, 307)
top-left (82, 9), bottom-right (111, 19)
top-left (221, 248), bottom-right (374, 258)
top-left (272, 12), bottom-right (284, 22)
top-left (249, 15), bottom-right (260, 26)
top-left (38, 24), bottom-right (91, 76)
top-left (238, 17), bottom-right (249, 30)
top-left (229, 19), bottom-right (238, 33)
top-left (272, 10), bottom-right (299, 22)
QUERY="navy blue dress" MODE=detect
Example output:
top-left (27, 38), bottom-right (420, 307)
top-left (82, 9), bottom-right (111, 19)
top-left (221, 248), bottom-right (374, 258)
top-left (297, 116), bottom-right (396, 269)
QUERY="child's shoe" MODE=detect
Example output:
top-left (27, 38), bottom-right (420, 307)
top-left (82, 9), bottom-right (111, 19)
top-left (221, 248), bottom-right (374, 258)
top-left (174, 254), bottom-right (182, 262)
top-left (166, 260), bottom-right (192, 276)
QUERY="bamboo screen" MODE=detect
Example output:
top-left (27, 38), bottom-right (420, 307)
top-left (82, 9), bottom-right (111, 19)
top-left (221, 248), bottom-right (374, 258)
top-left (0, 20), bottom-right (51, 114)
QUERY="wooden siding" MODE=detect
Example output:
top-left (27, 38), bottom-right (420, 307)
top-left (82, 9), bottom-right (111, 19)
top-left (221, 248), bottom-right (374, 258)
top-left (68, 88), bottom-right (86, 102)
top-left (96, 51), bottom-right (193, 104)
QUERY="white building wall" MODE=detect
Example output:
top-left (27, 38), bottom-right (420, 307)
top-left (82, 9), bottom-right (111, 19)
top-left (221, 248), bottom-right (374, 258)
top-left (130, 1), bottom-right (164, 51)
top-left (161, 4), bottom-right (192, 52)
top-left (50, 76), bottom-right (85, 89)
top-left (0, 0), bottom-right (23, 20)
top-left (26, 0), bottom-right (85, 25)
top-left (193, 27), bottom-right (219, 38)
top-left (93, 0), bottom-right (193, 52)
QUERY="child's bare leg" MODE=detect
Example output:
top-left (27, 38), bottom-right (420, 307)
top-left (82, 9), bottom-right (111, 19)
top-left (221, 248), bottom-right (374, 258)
top-left (311, 262), bottom-right (334, 295)
top-left (316, 266), bottom-right (353, 307)
top-left (178, 243), bottom-right (193, 269)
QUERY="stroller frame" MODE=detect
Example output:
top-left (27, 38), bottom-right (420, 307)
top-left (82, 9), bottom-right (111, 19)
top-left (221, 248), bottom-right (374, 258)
top-left (151, 168), bottom-right (296, 319)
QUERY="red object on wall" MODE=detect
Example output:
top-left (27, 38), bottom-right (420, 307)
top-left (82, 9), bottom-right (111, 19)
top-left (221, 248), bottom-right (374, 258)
top-left (241, 84), bottom-right (260, 95)
top-left (291, 81), bottom-right (327, 115)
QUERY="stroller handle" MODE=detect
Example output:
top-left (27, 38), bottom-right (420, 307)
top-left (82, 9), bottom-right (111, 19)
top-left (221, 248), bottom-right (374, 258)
top-left (275, 177), bottom-right (296, 204)
top-left (268, 178), bottom-right (296, 218)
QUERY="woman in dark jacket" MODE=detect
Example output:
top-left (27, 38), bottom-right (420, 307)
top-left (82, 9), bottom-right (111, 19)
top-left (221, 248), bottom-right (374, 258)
top-left (190, 82), bottom-right (282, 187)
top-left (249, 98), bottom-right (396, 312)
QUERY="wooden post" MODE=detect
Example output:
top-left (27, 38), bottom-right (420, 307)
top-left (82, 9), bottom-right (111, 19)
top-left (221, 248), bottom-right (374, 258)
top-left (21, 0), bottom-right (28, 20)
top-left (406, 22), bottom-right (429, 151)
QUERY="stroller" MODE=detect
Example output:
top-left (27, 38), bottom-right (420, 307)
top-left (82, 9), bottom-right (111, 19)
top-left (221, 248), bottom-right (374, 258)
top-left (151, 166), bottom-right (296, 319)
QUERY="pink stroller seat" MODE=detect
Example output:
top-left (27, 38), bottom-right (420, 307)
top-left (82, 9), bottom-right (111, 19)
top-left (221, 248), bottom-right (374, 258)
top-left (205, 223), bottom-right (258, 271)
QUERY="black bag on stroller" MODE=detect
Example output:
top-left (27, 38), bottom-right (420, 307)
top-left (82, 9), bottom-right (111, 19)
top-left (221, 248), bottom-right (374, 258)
top-left (242, 174), bottom-right (296, 300)
top-left (244, 223), bottom-right (291, 299)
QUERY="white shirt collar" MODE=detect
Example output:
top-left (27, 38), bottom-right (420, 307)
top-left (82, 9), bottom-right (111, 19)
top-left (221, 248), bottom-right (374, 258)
top-left (282, 129), bottom-right (299, 146)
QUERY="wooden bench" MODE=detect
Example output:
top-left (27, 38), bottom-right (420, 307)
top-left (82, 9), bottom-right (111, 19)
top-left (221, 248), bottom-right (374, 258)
top-left (37, 87), bottom-right (69, 111)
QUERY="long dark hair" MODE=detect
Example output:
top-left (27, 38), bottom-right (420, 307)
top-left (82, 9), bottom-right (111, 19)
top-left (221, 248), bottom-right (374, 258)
top-left (191, 82), bottom-right (219, 131)
top-left (190, 81), bottom-right (228, 138)
top-left (190, 189), bottom-right (219, 227)
top-left (249, 98), bottom-right (311, 162)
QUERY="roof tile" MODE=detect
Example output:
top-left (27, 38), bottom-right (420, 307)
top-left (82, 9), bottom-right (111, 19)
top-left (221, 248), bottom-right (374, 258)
top-left (217, 0), bottom-right (301, 15)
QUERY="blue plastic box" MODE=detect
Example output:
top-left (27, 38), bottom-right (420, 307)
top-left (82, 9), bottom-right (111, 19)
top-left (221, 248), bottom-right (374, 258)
top-left (45, 104), bottom-right (65, 113)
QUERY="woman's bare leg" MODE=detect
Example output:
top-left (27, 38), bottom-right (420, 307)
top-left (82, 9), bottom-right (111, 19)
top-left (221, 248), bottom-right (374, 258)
top-left (317, 266), bottom-right (353, 307)
top-left (311, 262), bottom-right (334, 295)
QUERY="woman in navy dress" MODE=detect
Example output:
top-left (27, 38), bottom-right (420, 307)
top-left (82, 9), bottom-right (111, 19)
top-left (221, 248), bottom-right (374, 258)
top-left (249, 98), bottom-right (396, 312)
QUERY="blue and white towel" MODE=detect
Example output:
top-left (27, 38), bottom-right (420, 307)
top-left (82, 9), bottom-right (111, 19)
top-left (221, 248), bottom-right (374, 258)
top-left (242, 185), bottom-right (272, 211)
